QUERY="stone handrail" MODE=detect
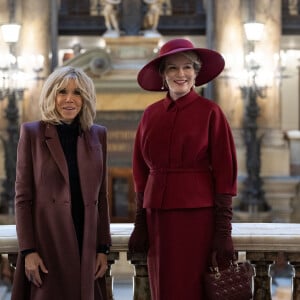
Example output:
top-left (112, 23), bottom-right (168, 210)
top-left (1, 223), bottom-right (300, 300)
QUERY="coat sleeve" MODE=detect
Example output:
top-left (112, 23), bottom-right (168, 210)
top-left (132, 115), bottom-right (150, 193)
top-left (96, 127), bottom-right (112, 247)
top-left (208, 106), bottom-right (237, 196)
top-left (14, 123), bottom-right (36, 251)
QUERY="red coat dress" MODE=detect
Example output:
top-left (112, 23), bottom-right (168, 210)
top-left (11, 121), bottom-right (111, 300)
top-left (133, 90), bottom-right (237, 300)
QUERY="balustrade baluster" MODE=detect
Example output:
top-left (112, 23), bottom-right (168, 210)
top-left (107, 252), bottom-right (119, 300)
top-left (291, 263), bottom-right (300, 300)
top-left (128, 252), bottom-right (151, 300)
top-left (289, 253), bottom-right (300, 300)
top-left (247, 251), bottom-right (273, 300)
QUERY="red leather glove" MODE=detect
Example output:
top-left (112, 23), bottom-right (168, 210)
top-left (128, 192), bottom-right (149, 253)
top-left (212, 194), bottom-right (234, 267)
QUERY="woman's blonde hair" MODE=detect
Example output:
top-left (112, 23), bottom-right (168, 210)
top-left (39, 66), bottom-right (96, 131)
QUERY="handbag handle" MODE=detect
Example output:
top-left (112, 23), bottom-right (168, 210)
top-left (210, 251), bottom-right (238, 275)
top-left (210, 251), bottom-right (220, 276)
top-left (211, 251), bottom-right (218, 268)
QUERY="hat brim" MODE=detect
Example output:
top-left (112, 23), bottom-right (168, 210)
top-left (137, 47), bottom-right (225, 91)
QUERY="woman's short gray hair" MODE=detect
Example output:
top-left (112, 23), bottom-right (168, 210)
top-left (39, 66), bottom-right (96, 131)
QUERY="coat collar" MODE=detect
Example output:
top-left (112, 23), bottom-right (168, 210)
top-left (163, 89), bottom-right (199, 111)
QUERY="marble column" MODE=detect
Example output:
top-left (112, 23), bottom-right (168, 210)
top-left (213, 0), bottom-right (245, 128)
top-left (214, 0), bottom-right (281, 129)
top-left (255, 0), bottom-right (281, 129)
top-left (19, 0), bottom-right (51, 122)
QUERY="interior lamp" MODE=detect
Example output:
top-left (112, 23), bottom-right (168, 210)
top-left (1, 23), bottom-right (21, 43)
top-left (243, 22), bottom-right (265, 42)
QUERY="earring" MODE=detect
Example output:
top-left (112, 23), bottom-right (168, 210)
top-left (161, 79), bottom-right (168, 90)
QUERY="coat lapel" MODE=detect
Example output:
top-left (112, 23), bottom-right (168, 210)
top-left (44, 123), bottom-right (69, 184)
top-left (43, 123), bottom-right (102, 202)
top-left (77, 128), bottom-right (102, 204)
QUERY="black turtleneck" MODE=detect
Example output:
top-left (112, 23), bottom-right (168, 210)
top-left (56, 120), bottom-right (84, 256)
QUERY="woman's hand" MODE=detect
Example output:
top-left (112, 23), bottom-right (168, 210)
top-left (94, 253), bottom-right (108, 279)
top-left (25, 252), bottom-right (48, 287)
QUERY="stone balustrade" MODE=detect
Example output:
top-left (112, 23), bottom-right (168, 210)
top-left (1, 223), bottom-right (300, 300)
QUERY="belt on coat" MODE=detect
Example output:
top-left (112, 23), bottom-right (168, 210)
top-left (149, 167), bottom-right (211, 174)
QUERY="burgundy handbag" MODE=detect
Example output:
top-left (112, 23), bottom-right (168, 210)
top-left (204, 253), bottom-right (255, 300)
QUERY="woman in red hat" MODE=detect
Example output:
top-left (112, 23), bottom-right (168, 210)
top-left (128, 38), bottom-right (237, 299)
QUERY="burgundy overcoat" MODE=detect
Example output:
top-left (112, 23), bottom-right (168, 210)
top-left (11, 121), bottom-right (111, 300)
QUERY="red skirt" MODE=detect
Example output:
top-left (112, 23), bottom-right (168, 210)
top-left (146, 207), bottom-right (214, 300)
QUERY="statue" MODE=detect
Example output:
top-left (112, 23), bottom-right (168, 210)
top-left (143, 0), bottom-right (163, 37)
top-left (288, 0), bottom-right (299, 15)
top-left (143, 0), bottom-right (161, 31)
top-left (162, 0), bottom-right (172, 15)
top-left (101, 0), bottom-right (121, 36)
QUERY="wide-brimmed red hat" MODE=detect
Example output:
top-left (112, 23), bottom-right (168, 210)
top-left (137, 38), bottom-right (225, 91)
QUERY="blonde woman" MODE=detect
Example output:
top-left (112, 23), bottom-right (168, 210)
top-left (11, 66), bottom-right (111, 300)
